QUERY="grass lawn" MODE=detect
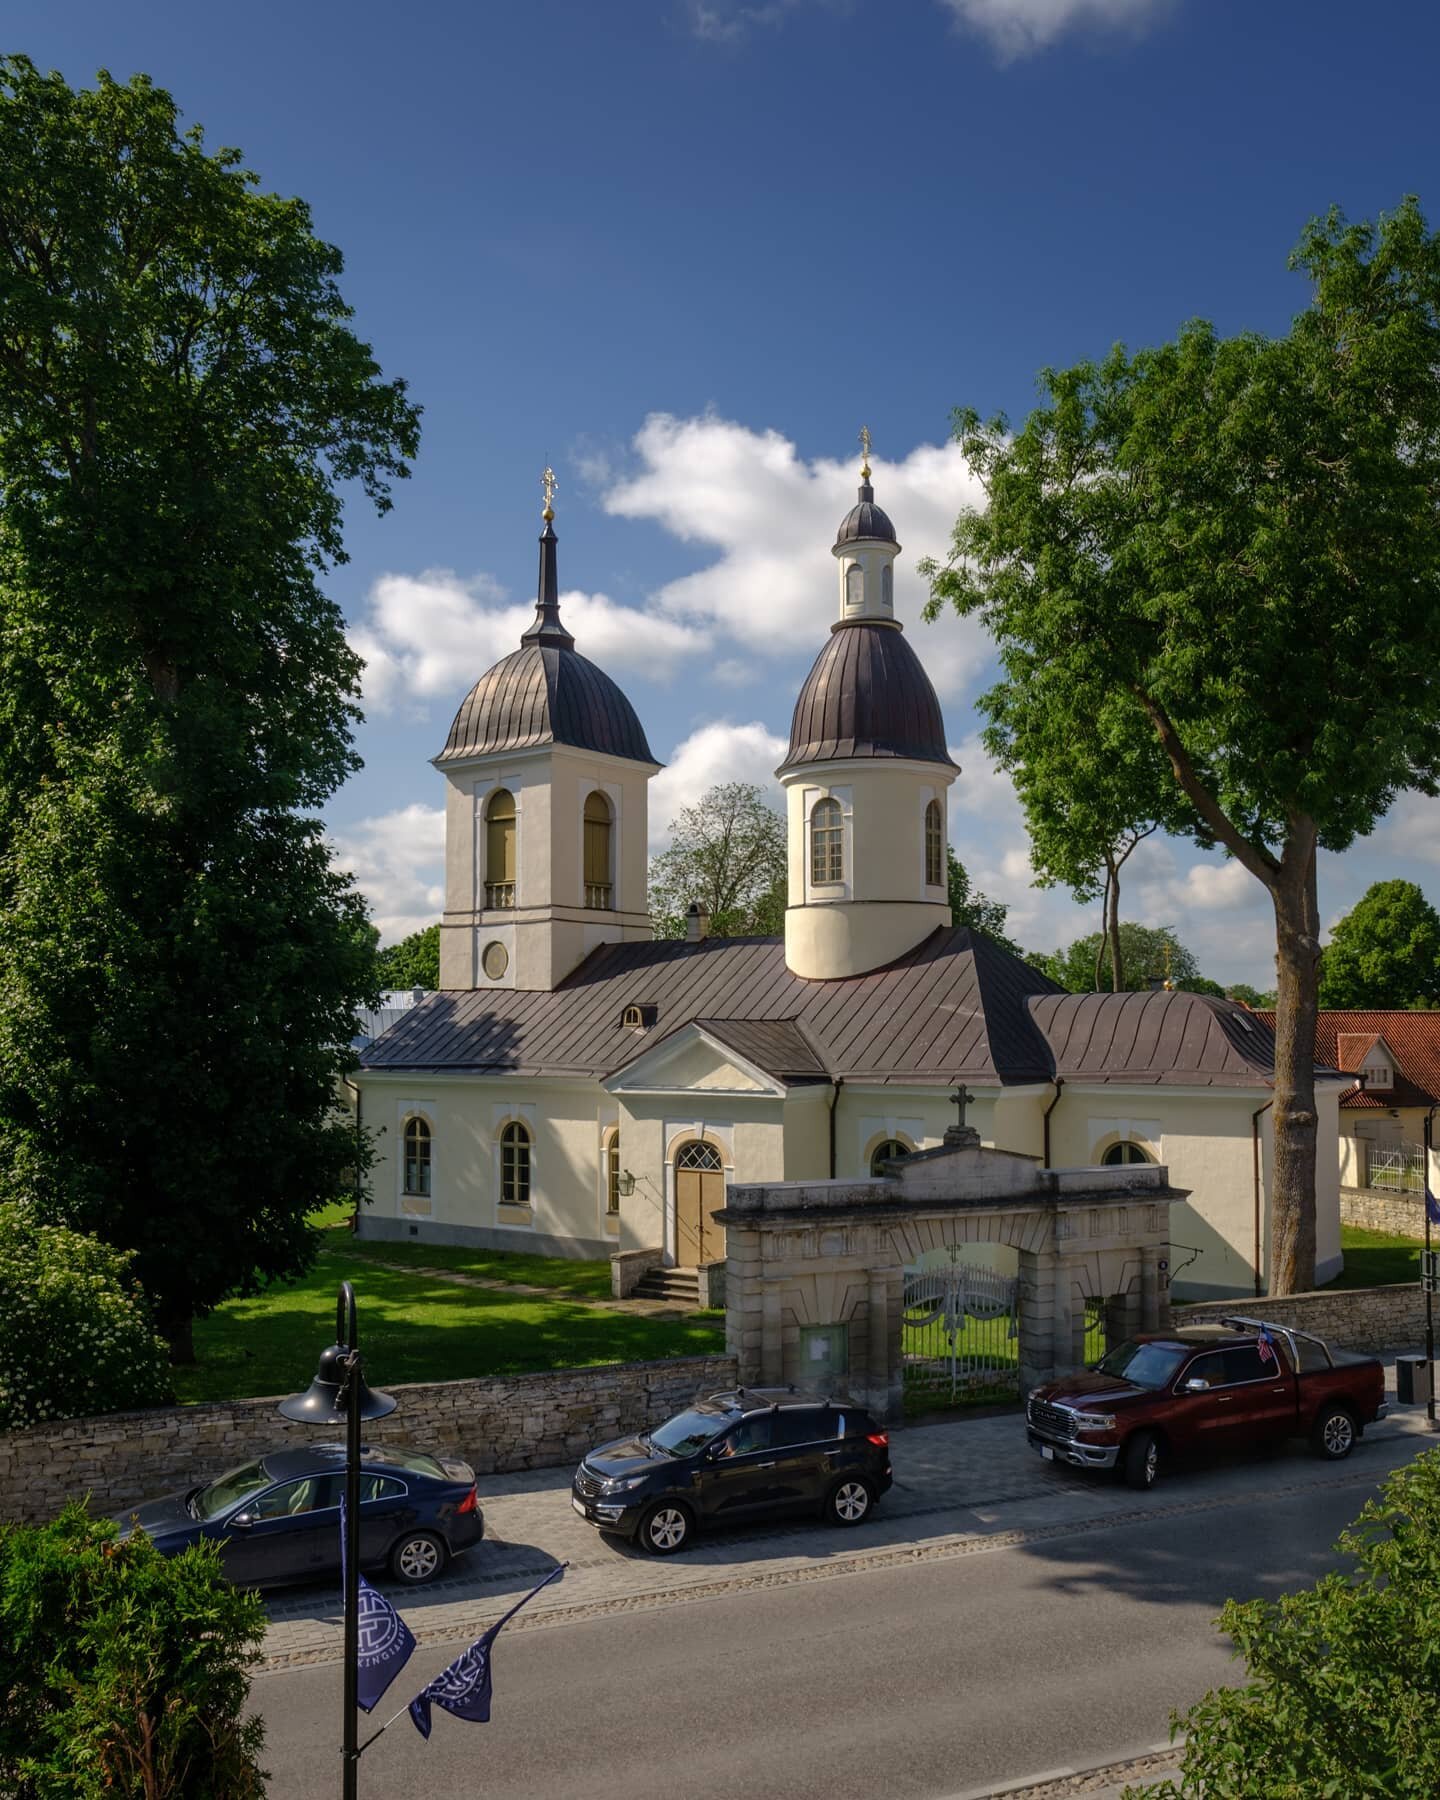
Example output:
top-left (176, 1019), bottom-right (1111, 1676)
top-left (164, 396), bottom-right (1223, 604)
top-left (176, 1227), bottom-right (723, 1404)
top-left (341, 1228), bottom-right (613, 1299)
top-left (1324, 1223), bottom-right (1422, 1290)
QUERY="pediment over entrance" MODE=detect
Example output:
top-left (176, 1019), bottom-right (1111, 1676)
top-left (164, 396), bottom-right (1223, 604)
top-left (603, 1022), bottom-right (789, 1099)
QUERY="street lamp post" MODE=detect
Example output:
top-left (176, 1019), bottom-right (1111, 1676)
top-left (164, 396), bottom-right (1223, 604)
top-left (278, 1282), bottom-right (396, 1799)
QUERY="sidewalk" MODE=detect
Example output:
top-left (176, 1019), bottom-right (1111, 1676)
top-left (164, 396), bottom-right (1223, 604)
top-left (260, 1364), bottom-right (1438, 1673)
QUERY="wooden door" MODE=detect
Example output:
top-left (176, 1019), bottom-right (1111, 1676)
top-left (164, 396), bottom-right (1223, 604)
top-left (674, 1142), bottom-right (725, 1266)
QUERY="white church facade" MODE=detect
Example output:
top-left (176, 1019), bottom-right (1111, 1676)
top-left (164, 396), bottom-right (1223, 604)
top-left (355, 464), bottom-right (1345, 1301)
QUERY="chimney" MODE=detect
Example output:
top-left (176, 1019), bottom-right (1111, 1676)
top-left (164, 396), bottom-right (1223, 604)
top-left (686, 902), bottom-right (710, 943)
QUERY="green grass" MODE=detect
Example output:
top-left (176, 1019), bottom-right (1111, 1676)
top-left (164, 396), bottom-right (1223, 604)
top-left (1323, 1223), bottom-right (1422, 1290)
top-left (175, 1228), bottom-right (723, 1404)
top-left (341, 1229), bottom-right (613, 1298)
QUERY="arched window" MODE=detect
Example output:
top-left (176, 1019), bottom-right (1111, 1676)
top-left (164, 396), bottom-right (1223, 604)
top-left (500, 1121), bottom-right (532, 1207)
top-left (925, 799), bottom-right (944, 888)
top-left (485, 789), bottom-right (516, 908)
top-left (1102, 1141), bottom-right (1154, 1166)
top-left (810, 796), bottom-right (843, 886)
top-left (675, 1140), bottom-right (724, 1173)
top-left (402, 1117), bottom-right (431, 1197)
top-left (605, 1129), bottom-right (621, 1215)
top-left (845, 563), bottom-right (864, 612)
top-left (870, 1138), bottom-right (912, 1175)
top-left (584, 791), bottom-right (612, 909)
top-left (881, 563), bottom-right (893, 611)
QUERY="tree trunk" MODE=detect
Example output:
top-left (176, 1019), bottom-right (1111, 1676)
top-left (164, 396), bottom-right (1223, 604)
top-left (163, 1311), bottom-right (196, 1366)
top-left (1105, 852), bottom-right (1124, 991)
top-left (1267, 840), bottom-right (1322, 1295)
top-left (1094, 866), bottom-right (1111, 991)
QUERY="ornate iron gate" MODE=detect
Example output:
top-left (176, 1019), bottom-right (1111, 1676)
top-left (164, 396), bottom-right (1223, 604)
top-left (901, 1259), bottom-right (1020, 1405)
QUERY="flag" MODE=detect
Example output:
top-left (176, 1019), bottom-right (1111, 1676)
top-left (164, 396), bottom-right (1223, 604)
top-left (340, 1496), bottom-right (417, 1712)
top-left (1256, 1327), bottom-right (1276, 1366)
top-left (1427, 1190), bottom-right (1440, 1228)
top-left (409, 1564), bottom-right (565, 1739)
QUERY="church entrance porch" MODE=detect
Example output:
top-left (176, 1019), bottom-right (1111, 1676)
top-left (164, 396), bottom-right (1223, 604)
top-left (674, 1139), bottom-right (726, 1267)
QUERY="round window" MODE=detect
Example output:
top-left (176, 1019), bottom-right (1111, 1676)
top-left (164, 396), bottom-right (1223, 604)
top-left (482, 940), bottom-right (509, 980)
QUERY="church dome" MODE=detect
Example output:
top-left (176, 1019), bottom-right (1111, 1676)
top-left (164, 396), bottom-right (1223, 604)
top-left (834, 479), bottom-right (897, 547)
top-left (437, 517), bottom-right (656, 767)
top-left (779, 618), bottom-right (956, 772)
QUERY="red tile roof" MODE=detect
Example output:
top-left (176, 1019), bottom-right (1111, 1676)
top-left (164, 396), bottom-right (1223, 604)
top-left (1257, 1010), bottom-right (1440, 1109)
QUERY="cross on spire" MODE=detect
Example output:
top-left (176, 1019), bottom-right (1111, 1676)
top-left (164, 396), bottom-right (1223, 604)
top-left (541, 465), bottom-right (557, 521)
top-left (858, 424), bottom-right (872, 480)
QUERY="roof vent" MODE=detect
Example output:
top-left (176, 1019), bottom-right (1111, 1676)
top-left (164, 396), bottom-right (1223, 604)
top-left (621, 1003), bottom-right (658, 1030)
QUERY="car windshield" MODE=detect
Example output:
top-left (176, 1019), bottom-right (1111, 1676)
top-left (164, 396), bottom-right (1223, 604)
top-left (1095, 1340), bottom-right (1187, 1390)
top-left (195, 1459), bottom-right (273, 1520)
top-left (648, 1407), bottom-right (733, 1457)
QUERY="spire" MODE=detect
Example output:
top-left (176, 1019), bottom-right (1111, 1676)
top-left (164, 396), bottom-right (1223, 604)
top-left (522, 465), bottom-right (575, 648)
top-left (859, 422), bottom-right (873, 488)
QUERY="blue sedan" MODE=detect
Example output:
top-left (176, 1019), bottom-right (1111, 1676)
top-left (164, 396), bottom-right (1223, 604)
top-left (115, 1442), bottom-right (483, 1587)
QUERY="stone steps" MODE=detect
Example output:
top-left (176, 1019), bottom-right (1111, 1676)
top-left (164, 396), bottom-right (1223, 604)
top-left (633, 1267), bottom-right (701, 1305)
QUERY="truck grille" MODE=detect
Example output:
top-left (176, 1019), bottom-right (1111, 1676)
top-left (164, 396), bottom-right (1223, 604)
top-left (574, 1467), bottom-right (605, 1501)
top-left (1028, 1398), bottom-right (1077, 1441)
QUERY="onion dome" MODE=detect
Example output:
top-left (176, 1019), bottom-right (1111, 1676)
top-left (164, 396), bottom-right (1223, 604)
top-left (779, 618), bottom-right (956, 772)
top-left (437, 495), bottom-right (656, 767)
top-left (835, 476), bottom-right (898, 547)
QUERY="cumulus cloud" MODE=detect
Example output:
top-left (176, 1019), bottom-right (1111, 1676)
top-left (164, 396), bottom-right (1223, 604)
top-left (329, 803), bottom-right (446, 946)
top-left (350, 569), bottom-right (711, 714)
top-left (648, 720), bottom-right (789, 850)
top-left (604, 414), bottom-right (991, 699)
top-left (939, 0), bottom-right (1172, 61)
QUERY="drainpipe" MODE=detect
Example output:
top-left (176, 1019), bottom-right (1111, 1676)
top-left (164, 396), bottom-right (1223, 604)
top-left (1251, 1096), bottom-right (1274, 1297)
top-left (1041, 1077), bottom-right (1064, 1167)
top-left (828, 1077), bottom-right (844, 1178)
top-left (342, 1074), bottom-right (363, 1231)
top-left (1425, 1102), bottom-right (1438, 1431)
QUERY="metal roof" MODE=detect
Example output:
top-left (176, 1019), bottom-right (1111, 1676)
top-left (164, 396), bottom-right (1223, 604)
top-left (780, 620), bottom-right (957, 773)
top-left (1028, 989), bottom-right (1281, 1088)
top-left (687, 1017), bottom-right (831, 1082)
top-left (835, 480), bottom-right (897, 546)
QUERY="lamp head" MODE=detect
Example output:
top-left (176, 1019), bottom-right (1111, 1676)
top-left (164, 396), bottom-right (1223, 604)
top-left (277, 1341), bottom-right (397, 1425)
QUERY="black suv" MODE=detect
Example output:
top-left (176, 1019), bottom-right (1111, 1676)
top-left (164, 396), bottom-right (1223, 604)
top-left (571, 1387), bottom-right (892, 1554)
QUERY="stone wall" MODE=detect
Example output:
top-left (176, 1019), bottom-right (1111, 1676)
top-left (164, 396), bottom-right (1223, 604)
top-left (1340, 1186), bottom-right (1428, 1242)
top-left (1182, 1284), bottom-right (1427, 1355)
top-left (0, 1353), bottom-right (737, 1527)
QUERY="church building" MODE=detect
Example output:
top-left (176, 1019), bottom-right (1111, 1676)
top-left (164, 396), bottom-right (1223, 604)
top-left (355, 460), bottom-right (1346, 1300)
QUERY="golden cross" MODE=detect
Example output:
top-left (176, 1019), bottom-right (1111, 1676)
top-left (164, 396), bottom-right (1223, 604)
top-left (858, 424), bottom-right (872, 477)
top-left (541, 465), bottom-right (557, 520)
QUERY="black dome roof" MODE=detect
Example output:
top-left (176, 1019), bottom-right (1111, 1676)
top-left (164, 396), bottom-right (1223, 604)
top-left (780, 620), bottom-right (956, 772)
top-left (835, 479), bottom-right (897, 546)
top-left (437, 520), bottom-right (656, 767)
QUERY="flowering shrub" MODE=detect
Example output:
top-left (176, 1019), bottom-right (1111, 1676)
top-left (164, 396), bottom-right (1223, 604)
top-left (0, 1206), bottom-right (172, 1430)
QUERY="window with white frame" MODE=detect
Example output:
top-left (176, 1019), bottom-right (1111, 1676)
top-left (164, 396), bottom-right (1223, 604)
top-left (810, 796), bottom-right (843, 885)
top-left (500, 1121), bottom-right (531, 1207)
top-left (402, 1116), bottom-right (432, 1196)
top-left (924, 799), bottom-right (944, 888)
top-left (604, 1129), bottom-right (621, 1215)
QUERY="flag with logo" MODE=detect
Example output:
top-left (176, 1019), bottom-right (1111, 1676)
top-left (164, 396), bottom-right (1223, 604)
top-left (409, 1565), bottom-right (565, 1739)
top-left (1256, 1326), bottom-right (1277, 1367)
top-left (340, 1496), bottom-right (417, 1712)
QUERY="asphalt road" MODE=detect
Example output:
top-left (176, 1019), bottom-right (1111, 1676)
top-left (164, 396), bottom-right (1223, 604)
top-left (252, 1473), bottom-right (1382, 1800)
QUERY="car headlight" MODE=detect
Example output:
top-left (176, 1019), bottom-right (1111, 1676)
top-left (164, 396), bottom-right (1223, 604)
top-left (1071, 1412), bottom-right (1117, 1432)
top-left (602, 1475), bottom-right (646, 1492)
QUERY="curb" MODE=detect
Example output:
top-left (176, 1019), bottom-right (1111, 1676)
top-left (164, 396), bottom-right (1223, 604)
top-left (938, 1741), bottom-right (1182, 1799)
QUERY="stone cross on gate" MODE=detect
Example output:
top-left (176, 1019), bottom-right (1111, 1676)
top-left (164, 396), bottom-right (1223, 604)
top-left (943, 1082), bottom-right (981, 1149)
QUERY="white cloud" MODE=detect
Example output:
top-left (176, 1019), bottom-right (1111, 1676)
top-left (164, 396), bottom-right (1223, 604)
top-left (350, 569), bottom-right (711, 715)
top-left (604, 415), bottom-right (991, 699)
top-left (329, 804), bottom-right (446, 946)
top-left (649, 720), bottom-right (789, 850)
top-left (939, 0), bottom-right (1171, 61)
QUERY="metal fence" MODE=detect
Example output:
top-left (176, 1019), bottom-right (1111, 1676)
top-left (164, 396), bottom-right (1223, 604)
top-left (1366, 1142), bottom-right (1427, 1193)
top-left (901, 1262), bottom-right (1019, 1406)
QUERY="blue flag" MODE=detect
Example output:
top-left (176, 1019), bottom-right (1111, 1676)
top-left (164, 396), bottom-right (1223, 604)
top-left (408, 1564), bottom-right (565, 1739)
top-left (340, 1497), bottom-right (417, 1713)
top-left (1427, 1190), bottom-right (1440, 1228)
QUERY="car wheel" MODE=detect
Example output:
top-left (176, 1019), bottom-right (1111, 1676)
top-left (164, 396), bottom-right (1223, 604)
top-left (389, 1531), bottom-right (449, 1585)
top-left (1122, 1430), bottom-right (1161, 1491)
top-left (637, 1502), bottom-right (692, 1555)
top-left (825, 1477), bottom-right (875, 1527)
top-left (1312, 1406), bottom-right (1357, 1461)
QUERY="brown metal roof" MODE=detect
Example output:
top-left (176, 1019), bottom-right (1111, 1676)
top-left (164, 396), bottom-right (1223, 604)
top-left (1027, 990), bottom-right (1281, 1088)
top-left (835, 479), bottom-right (897, 546)
top-left (780, 620), bottom-right (957, 773)
top-left (361, 927), bottom-right (1064, 1086)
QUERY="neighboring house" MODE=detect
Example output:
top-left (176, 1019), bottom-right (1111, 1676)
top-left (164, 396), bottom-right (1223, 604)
top-left (1267, 1011), bottom-right (1440, 1218)
top-left (355, 468), bottom-right (1346, 1301)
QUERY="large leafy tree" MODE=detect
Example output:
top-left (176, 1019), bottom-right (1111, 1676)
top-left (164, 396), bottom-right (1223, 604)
top-left (947, 849), bottom-right (1022, 954)
top-left (648, 782), bottom-right (787, 939)
top-left (375, 922), bottom-right (441, 991)
top-left (1318, 879), bottom-right (1440, 1010)
top-left (0, 60), bottom-right (419, 1355)
top-left (925, 199), bottom-right (1440, 1293)
top-left (1042, 923), bottom-right (1203, 995)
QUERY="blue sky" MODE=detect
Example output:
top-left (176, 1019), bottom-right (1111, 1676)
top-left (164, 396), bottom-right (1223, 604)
top-left (14, 0), bottom-right (1440, 981)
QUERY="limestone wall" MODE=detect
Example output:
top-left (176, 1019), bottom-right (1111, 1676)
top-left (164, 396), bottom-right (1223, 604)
top-left (1181, 1285), bottom-right (1427, 1355)
top-left (0, 1353), bottom-right (737, 1527)
top-left (1340, 1187), bottom-right (1428, 1241)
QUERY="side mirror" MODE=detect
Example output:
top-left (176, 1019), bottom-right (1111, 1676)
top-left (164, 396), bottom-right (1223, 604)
top-left (229, 1511), bottom-right (255, 1529)
top-left (1183, 1377), bottom-right (1210, 1394)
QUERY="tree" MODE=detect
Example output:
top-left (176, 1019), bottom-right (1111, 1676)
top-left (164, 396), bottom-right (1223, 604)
top-left (0, 60), bottom-right (419, 1356)
top-left (1043, 924), bottom-right (1202, 994)
top-left (947, 849), bottom-right (1022, 954)
top-left (1318, 879), bottom-right (1440, 1010)
top-left (0, 1207), bottom-right (172, 1430)
top-left (925, 199), bottom-right (1440, 1294)
top-left (1226, 982), bottom-right (1277, 1009)
top-left (648, 782), bottom-right (788, 938)
top-left (375, 922), bottom-right (441, 991)
top-left (1129, 1450), bottom-right (1440, 1798)
top-left (0, 1502), bottom-right (267, 1797)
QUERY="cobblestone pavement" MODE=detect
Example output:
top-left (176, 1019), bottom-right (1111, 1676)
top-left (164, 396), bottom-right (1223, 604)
top-left (259, 1371), bottom-right (1437, 1673)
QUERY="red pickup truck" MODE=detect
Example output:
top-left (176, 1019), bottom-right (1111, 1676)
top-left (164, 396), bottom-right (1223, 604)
top-left (1026, 1317), bottom-right (1388, 1491)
